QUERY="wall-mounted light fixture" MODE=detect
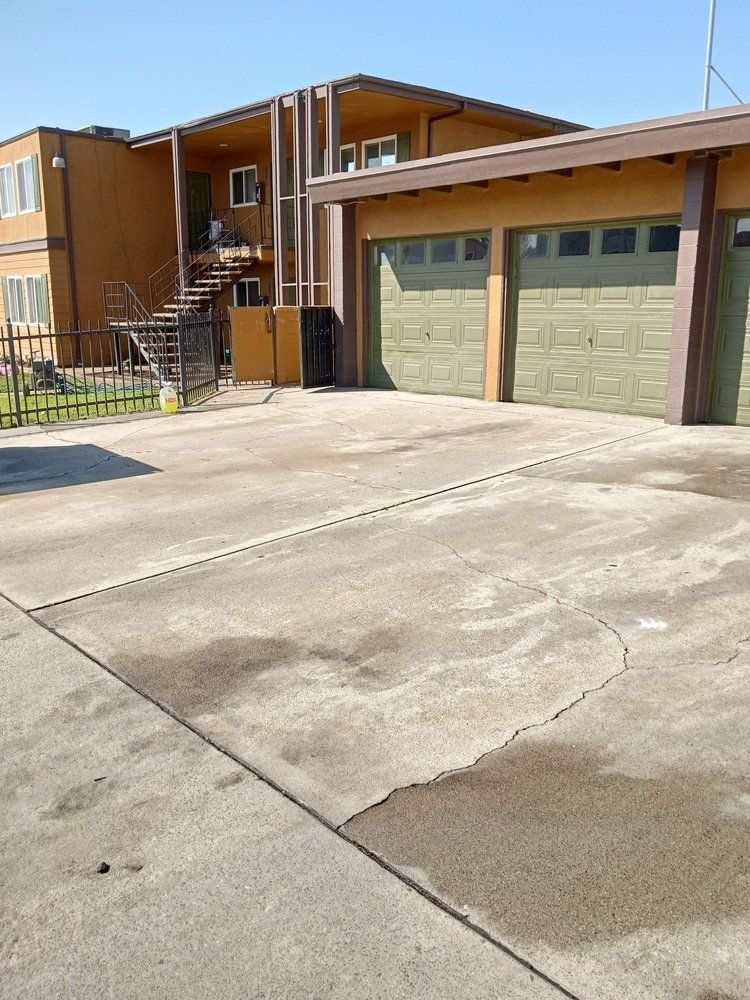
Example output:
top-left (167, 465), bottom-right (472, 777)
top-left (52, 152), bottom-right (66, 168)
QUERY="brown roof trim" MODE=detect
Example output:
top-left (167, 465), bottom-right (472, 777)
top-left (0, 237), bottom-right (65, 256)
top-left (127, 74), bottom-right (585, 148)
top-left (307, 103), bottom-right (750, 205)
top-left (0, 126), bottom-right (129, 151)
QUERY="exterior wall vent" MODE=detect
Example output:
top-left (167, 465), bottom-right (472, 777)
top-left (78, 125), bottom-right (131, 139)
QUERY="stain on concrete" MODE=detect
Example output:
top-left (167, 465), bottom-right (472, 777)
top-left (698, 990), bottom-right (741, 1000)
top-left (117, 629), bottom-right (404, 716)
top-left (41, 781), bottom-right (106, 820)
top-left (343, 740), bottom-right (750, 948)
top-left (215, 771), bottom-right (248, 790)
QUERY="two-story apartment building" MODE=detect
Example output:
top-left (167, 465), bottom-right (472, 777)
top-left (2, 74), bottom-right (750, 425)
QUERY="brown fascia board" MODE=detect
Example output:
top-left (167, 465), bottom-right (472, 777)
top-left (307, 103), bottom-right (750, 204)
top-left (0, 125), bottom-right (128, 150)
top-left (127, 73), bottom-right (585, 148)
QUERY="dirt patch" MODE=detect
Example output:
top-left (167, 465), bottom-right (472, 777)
top-left (344, 739), bottom-right (750, 948)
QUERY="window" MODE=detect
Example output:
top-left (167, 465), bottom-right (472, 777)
top-left (519, 232), bottom-right (549, 259)
top-left (647, 224), bottom-right (680, 253)
top-left (0, 163), bottom-right (15, 218)
top-left (25, 275), bottom-right (49, 325)
top-left (732, 217), bottom-right (750, 248)
top-left (230, 165), bottom-right (257, 207)
top-left (233, 278), bottom-right (261, 307)
top-left (601, 226), bottom-right (637, 254)
top-left (464, 236), bottom-right (489, 262)
top-left (4, 277), bottom-right (26, 323)
top-left (432, 239), bottom-right (456, 264)
top-left (400, 241), bottom-right (425, 265)
top-left (340, 145), bottom-right (356, 172)
top-left (376, 244), bottom-right (395, 267)
top-left (559, 230), bottom-right (591, 257)
top-left (15, 156), bottom-right (40, 214)
top-left (362, 135), bottom-right (397, 169)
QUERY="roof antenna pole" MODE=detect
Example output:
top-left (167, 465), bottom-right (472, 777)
top-left (703, 0), bottom-right (717, 110)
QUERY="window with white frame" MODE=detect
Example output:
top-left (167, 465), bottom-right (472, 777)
top-left (233, 277), bottom-right (261, 307)
top-left (0, 163), bottom-right (16, 218)
top-left (362, 135), bottom-right (397, 169)
top-left (340, 144), bottom-right (356, 172)
top-left (230, 165), bottom-right (257, 207)
top-left (16, 156), bottom-right (40, 214)
top-left (25, 275), bottom-right (49, 325)
top-left (5, 277), bottom-right (26, 323)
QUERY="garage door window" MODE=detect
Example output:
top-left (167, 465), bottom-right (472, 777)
top-left (432, 239), bottom-right (456, 264)
top-left (464, 236), bottom-right (489, 261)
top-left (400, 241), bottom-right (425, 265)
top-left (519, 233), bottom-right (550, 259)
top-left (559, 230), bottom-right (591, 257)
top-left (602, 227), bottom-right (637, 254)
top-left (376, 244), bottom-right (395, 267)
top-left (648, 224), bottom-right (681, 252)
top-left (732, 217), bottom-right (750, 247)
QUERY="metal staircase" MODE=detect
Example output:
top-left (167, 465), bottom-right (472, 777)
top-left (103, 208), bottom-right (265, 379)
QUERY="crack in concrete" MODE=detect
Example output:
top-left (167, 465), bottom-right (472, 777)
top-left (242, 444), bottom-right (412, 495)
top-left (339, 528), bottom-right (631, 830)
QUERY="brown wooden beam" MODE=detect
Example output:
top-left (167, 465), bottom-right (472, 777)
top-left (270, 98), bottom-right (289, 305)
top-left (549, 167), bottom-right (573, 177)
top-left (465, 179), bottom-right (489, 189)
top-left (596, 161), bottom-right (621, 171)
top-left (506, 174), bottom-right (530, 183)
top-left (370, 193), bottom-right (389, 201)
top-left (430, 185), bottom-right (454, 193)
top-left (395, 189), bottom-right (420, 197)
top-left (649, 153), bottom-right (675, 165)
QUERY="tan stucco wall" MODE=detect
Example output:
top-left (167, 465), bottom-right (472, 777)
top-left (430, 117), bottom-right (528, 156)
top-left (0, 132), bottom-right (49, 244)
top-left (355, 151), bottom-right (750, 401)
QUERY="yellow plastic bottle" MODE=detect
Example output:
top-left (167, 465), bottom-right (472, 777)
top-left (159, 383), bottom-right (179, 414)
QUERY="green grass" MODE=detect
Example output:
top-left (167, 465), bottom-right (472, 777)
top-left (0, 375), bottom-right (161, 428)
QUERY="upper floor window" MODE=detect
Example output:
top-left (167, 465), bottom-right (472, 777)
top-left (0, 163), bottom-right (16, 218)
top-left (230, 165), bottom-right (257, 207)
top-left (340, 144), bottom-right (356, 172)
top-left (16, 156), bottom-right (40, 214)
top-left (363, 135), bottom-right (397, 169)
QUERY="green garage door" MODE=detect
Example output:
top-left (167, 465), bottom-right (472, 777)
top-left (369, 233), bottom-right (490, 397)
top-left (709, 214), bottom-right (750, 425)
top-left (509, 219), bottom-right (680, 417)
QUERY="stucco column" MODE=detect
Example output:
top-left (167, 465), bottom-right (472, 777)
top-left (665, 154), bottom-right (720, 425)
top-left (171, 128), bottom-right (188, 262)
top-left (324, 84), bottom-right (341, 311)
top-left (329, 202), bottom-right (357, 386)
top-left (292, 91), bottom-right (309, 306)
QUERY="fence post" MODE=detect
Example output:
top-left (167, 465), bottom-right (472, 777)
top-left (5, 319), bottom-right (24, 428)
top-left (176, 311), bottom-right (188, 406)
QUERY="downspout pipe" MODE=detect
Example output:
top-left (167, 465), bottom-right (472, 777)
top-left (59, 133), bottom-right (79, 329)
top-left (427, 101), bottom-right (466, 157)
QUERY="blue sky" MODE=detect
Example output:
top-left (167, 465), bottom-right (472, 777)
top-left (3, 0), bottom-right (748, 139)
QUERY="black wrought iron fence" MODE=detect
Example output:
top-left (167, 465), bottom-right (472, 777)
top-left (1, 313), bottom-right (218, 429)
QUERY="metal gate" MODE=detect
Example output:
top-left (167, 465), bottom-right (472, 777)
top-left (177, 311), bottom-right (218, 404)
top-left (299, 306), bottom-right (335, 389)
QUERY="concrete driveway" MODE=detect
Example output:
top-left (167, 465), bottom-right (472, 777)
top-left (2, 387), bottom-right (748, 1000)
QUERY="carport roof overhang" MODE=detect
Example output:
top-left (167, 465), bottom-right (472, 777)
top-left (307, 103), bottom-right (750, 205)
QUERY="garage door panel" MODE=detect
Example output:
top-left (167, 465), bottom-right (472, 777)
top-left (370, 234), bottom-right (488, 397)
top-left (592, 326), bottom-right (629, 354)
top-left (551, 325), bottom-right (587, 352)
top-left (709, 216), bottom-right (750, 424)
top-left (511, 219), bottom-right (678, 416)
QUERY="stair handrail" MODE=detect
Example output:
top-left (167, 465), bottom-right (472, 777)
top-left (149, 206), bottom-right (265, 315)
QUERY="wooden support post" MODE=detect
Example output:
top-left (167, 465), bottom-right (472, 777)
top-left (665, 154), bottom-right (720, 424)
top-left (329, 202), bottom-right (357, 386)
top-left (171, 128), bottom-right (188, 270)
top-left (270, 98), bottom-right (289, 305)
top-left (305, 87), bottom-right (321, 305)
top-left (292, 92), bottom-right (309, 306)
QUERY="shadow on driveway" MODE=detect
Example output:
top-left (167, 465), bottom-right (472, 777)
top-left (0, 445), bottom-right (159, 496)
